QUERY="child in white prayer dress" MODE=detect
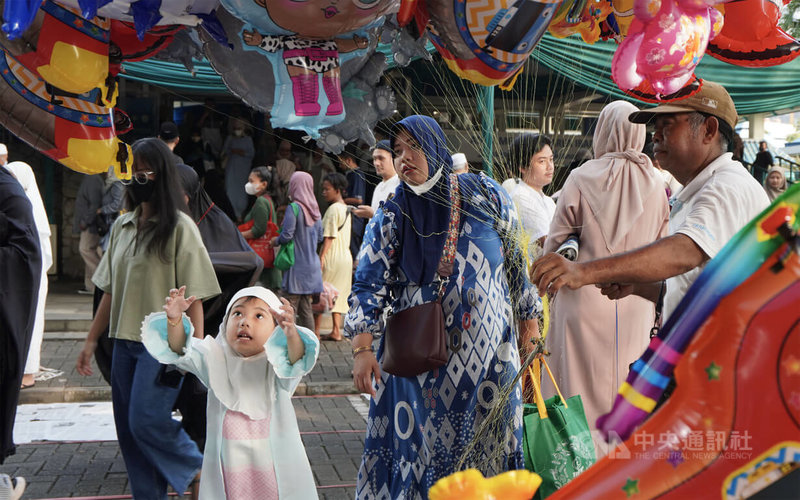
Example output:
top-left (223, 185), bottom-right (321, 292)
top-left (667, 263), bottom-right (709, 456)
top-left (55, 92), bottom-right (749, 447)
top-left (141, 285), bottom-right (319, 500)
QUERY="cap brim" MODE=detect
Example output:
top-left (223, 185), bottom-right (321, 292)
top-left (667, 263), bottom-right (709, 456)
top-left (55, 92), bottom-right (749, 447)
top-left (628, 104), bottom-right (697, 124)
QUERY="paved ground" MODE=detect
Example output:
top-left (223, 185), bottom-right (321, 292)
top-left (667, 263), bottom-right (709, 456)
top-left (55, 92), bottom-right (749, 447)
top-left (4, 279), bottom-right (368, 499)
top-left (5, 395), bottom-right (368, 499)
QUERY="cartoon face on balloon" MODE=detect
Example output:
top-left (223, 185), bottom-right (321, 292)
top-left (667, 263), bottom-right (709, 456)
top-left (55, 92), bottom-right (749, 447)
top-left (251, 0), bottom-right (396, 39)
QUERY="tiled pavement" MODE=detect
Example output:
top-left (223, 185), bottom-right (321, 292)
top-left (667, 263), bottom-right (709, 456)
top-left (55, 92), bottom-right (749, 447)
top-left (5, 395), bottom-right (367, 499)
top-left (6, 279), bottom-right (368, 499)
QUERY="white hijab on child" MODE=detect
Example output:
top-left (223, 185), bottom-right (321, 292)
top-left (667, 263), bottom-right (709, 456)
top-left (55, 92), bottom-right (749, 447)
top-left (205, 286), bottom-right (284, 419)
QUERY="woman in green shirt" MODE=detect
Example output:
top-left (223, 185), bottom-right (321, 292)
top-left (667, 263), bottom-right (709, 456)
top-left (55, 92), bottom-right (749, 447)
top-left (76, 138), bottom-right (220, 499)
top-left (240, 166), bottom-right (281, 290)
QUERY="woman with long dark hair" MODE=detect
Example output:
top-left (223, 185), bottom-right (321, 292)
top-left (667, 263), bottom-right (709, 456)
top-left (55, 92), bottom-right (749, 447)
top-left (76, 138), bottom-right (220, 499)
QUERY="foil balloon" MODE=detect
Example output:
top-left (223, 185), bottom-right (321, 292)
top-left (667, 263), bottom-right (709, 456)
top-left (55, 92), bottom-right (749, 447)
top-left (0, 49), bottom-right (132, 179)
top-left (0, 1), bottom-right (115, 104)
top-left (52, 0), bottom-right (221, 38)
top-left (110, 21), bottom-right (186, 64)
top-left (315, 52), bottom-right (396, 153)
top-left (548, 0), bottom-right (614, 44)
top-left (218, 0), bottom-right (394, 136)
top-left (611, 0), bottom-right (723, 98)
top-left (2, 0), bottom-right (221, 39)
top-left (548, 185), bottom-right (800, 499)
top-left (429, 469), bottom-right (542, 500)
top-left (220, 0), bottom-right (396, 40)
top-left (424, 0), bottom-right (563, 87)
top-left (707, 0), bottom-right (800, 67)
top-left (199, 6), bottom-right (276, 112)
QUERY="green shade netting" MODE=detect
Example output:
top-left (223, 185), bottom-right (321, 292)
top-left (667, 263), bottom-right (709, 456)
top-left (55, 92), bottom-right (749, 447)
top-left (121, 33), bottom-right (800, 115)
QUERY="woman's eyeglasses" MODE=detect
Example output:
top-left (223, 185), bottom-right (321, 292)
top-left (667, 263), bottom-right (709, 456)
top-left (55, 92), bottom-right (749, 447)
top-left (121, 171), bottom-right (155, 185)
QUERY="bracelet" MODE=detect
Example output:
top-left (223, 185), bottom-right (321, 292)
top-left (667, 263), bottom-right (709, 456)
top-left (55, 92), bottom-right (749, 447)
top-left (167, 315), bottom-right (182, 327)
top-left (352, 345), bottom-right (374, 358)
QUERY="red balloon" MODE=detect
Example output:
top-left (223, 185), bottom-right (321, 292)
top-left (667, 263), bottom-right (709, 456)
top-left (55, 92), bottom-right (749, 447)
top-left (707, 0), bottom-right (800, 67)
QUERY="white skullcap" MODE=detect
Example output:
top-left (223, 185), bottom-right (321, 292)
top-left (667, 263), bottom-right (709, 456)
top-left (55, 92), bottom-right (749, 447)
top-left (0, 144), bottom-right (7, 155)
top-left (451, 153), bottom-right (467, 169)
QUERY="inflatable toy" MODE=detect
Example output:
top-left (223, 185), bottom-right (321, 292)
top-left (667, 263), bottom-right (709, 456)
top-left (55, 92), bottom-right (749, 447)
top-left (0, 1), bottom-right (115, 103)
top-left (424, 0), bottom-right (563, 87)
top-left (0, 48), bottom-right (132, 179)
top-left (429, 468), bottom-right (542, 500)
top-left (218, 0), bottom-right (394, 135)
top-left (3, 0), bottom-right (221, 39)
top-left (707, 0), bottom-right (800, 67)
top-left (548, 0), bottom-right (614, 44)
top-left (542, 185), bottom-right (800, 498)
top-left (611, 0), bottom-right (723, 98)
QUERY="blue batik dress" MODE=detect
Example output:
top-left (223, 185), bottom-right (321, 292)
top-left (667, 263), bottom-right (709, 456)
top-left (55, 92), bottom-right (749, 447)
top-left (345, 174), bottom-right (542, 499)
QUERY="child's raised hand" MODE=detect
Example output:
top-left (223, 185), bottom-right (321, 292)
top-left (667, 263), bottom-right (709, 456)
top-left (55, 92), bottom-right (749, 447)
top-left (270, 297), bottom-right (296, 333)
top-left (163, 286), bottom-right (196, 322)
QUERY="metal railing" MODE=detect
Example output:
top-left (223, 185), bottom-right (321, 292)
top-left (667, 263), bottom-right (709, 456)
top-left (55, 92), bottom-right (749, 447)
top-left (775, 155), bottom-right (799, 184)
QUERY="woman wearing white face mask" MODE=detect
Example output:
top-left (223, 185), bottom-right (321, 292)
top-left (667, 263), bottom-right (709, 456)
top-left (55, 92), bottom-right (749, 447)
top-left (222, 119), bottom-right (255, 221)
top-left (241, 167), bottom-right (282, 291)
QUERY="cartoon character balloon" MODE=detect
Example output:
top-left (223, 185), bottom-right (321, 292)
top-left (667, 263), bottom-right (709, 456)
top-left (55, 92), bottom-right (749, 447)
top-left (424, 0), bottom-right (563, 87)
top-left (707, 0), bottom-right (800, 67)
top-left (0, 48), bottom-right (132, 179)
top-left (0, 1), bottom-right (115, 103)
top-left (611, 0), bottom-right (724, 99)
top-left (548, 0), bottom-right (614, 44)
top-left (220, 0), bottom-right (396, 135)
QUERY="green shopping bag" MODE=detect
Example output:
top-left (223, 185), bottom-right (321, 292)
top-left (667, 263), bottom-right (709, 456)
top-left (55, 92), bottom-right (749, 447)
top-left (522, 358), bottom-right (596, 499)
top-left (274, 203), bottom-right (299, 271)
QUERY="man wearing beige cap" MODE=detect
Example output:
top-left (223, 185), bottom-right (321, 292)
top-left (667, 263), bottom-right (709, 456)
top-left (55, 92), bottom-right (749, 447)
top-left (531, 81), bottom-right (769, 321)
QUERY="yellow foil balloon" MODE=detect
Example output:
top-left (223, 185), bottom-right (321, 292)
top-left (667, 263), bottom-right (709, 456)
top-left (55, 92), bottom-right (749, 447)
top-left (429, 469), bottom-right (542, 500)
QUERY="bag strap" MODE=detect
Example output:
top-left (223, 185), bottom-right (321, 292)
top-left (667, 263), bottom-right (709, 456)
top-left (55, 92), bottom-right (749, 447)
top-left (435, 175), bottom-right (461, 300)
top-left (526, 357), bottom-right (568, 420)
top-left (337, 209), bottom-right (350, 232)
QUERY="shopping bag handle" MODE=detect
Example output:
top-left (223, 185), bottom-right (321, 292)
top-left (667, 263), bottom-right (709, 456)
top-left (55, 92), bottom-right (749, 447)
top-left (526, 357), bottom-right (568, 420)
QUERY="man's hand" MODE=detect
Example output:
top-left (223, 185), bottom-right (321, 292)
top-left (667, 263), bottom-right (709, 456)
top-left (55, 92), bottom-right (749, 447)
top-left (530, 252), bottom-right (588, 296)
top-left (352, 205), bottom-right (374, 219)
top-left (597, 283), bottom-right (635, 300)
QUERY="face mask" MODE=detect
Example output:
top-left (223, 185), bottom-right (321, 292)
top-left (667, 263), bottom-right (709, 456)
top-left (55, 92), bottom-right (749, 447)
top-left (244, 182), bottom-right (259, 196)
top-left (233, 129), bottom-right (244, 137)
top-left (129, 179), bottom-right (156, 204)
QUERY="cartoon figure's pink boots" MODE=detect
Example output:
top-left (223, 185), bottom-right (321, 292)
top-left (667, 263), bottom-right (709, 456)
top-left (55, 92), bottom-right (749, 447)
top-left (291, 74), bottom-right (320, 116)
top-left (322, 76), bottom-right (343, 116)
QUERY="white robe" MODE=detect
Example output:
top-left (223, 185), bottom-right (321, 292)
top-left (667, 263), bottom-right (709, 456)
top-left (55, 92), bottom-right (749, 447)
top-left (4, 161), bottom-right (52, 375)
top-left (142, 312), bottom-right (320, 499)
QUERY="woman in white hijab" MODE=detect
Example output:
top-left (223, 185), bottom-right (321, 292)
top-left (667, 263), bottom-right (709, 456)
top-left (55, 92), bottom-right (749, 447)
top-left (4, 161), bottom-right (52, 389)
top-left (542, 101), bottom-right (670, 442)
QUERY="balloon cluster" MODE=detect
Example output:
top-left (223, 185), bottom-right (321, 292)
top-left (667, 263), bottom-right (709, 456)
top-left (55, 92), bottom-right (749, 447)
top-left (1, 0), bottom-right (799, 176)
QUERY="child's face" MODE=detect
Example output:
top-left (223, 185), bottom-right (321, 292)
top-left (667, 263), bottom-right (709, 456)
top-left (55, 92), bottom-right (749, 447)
top-left (225, 297), bottom-right (276, 357)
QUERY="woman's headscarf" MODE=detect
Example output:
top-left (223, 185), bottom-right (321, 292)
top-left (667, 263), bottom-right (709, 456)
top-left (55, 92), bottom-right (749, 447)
top-left (763, 166), bottom-right (787, 202)
top-left (288, 171), bottom-right (320, 226)
top-left (570, 100), bottom-right (662, 252)
top-left (388, 115), bottom-right (453, 284)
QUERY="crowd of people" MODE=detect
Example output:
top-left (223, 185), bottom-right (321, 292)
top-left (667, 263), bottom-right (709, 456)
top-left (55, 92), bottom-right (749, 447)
top-left (0, 80), bottom-right (790, 499)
